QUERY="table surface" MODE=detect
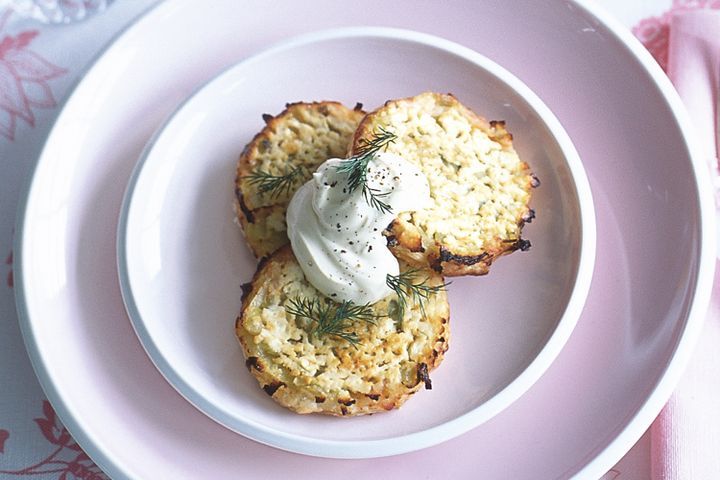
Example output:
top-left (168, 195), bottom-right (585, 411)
top-left (0, 1), bottom-right (682, 478)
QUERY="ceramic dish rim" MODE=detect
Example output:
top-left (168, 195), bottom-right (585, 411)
top-left (115, 25), bottom-right (596, 459)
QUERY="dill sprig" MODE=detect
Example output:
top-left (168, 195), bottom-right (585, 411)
top-left (363, 188), bottom-right (393, 215)
top-left (386, 269), bottom-right (449, 321)
top-left (243, 165), bottom-right (305, 198)
top-left (337, 127), bottom-right (397, 191)
top-left (335, 127), bottom-right (397, 213)
top-left (285, 297), bottom-right (377, 346)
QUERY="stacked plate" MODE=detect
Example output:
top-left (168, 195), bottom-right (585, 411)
top-left (14, 1), bottom-right (715, 479)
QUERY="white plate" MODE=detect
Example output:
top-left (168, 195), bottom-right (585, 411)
top-left (117, 28), bottom-right (594, 458)
top-left (15, 0), bottom-right (715, 478)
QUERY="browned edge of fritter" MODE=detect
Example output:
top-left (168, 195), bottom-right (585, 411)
top-left (234, 101), bottom-right (366, 259)
top-left (234, 245), bottom-right (451, 416)
top-left (349, 92), bottom-right (538, 276)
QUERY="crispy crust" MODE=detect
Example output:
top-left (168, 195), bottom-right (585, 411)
top-left (235, 101), bottom-right (365, 258)
top-left (236, 246), bottom-right (450, 416)
top-left (350, 92), bottom-right (536, 276)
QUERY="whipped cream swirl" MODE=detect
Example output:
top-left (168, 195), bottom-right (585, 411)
top-left (286, 152), bottom-right (430, 304)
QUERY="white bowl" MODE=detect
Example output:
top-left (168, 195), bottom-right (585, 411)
top-left (117, 27), bottom-right (595, 458)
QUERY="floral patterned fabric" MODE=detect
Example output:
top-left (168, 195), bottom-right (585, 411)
top-left (0, 4), bottom-right (156, 478)
top-left (0, 402), bottom-right (105, 479)
top-left (0, 10), bottom-right (66, 140)
top-left (632, 0), bottom-right (720, 71)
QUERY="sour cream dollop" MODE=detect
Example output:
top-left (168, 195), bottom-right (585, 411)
top-left (286, 152), bottom-right (430, 304)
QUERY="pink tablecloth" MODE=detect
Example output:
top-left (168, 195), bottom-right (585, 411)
top-left (639, 6), bottom-right (720, 480)
top-left (0, 5), bottom-right (158, 480)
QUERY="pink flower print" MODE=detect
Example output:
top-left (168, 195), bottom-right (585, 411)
top-left (1, 401), bottom-right (108, 479)
top-left (0, 429), bottom-right (8, 453)
top-left (34, 400), bottom-right (81, 450)
top-left (633, 0), bottom-right (720, 71)
top-left (0, 10), bottom-right (67, 141)
top-left (633, 17), bottom-right (670, 71)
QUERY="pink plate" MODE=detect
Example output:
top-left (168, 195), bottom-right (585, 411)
top-left (116, 27), bottom-right (595, 458)
top-left (15, 0), bottom-right (715, 479)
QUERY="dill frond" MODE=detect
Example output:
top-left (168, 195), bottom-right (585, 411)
top-left (243, 165), bottom-right (305, 198)
top-left (286, 297), bottom-right (377, 346)
top-left (385, 269), bottom-right (449, 322)
top-left (335, 127), bottom-right (397, 212)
